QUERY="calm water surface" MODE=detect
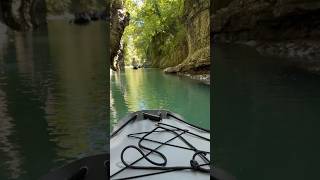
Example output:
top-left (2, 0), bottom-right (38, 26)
top-left (213, 43), bottom-right (320, 180)
top-left (0, 21), bottom-right (107, 179)
top-left (110, 68), bottom-right (210, 130)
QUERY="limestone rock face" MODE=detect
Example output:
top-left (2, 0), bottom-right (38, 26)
top-left (110, 0), bottom-right (129, 71)
top-left (184, 0), bottom-right (210, 56)
top-left (146, 31), bottom-right (189, 69)
top-left (164, 0), bottom-right (210, 78)
top-left (213, 0), bottom-right (320, 42)
top-left (114, 42), bottom-right (126, 71)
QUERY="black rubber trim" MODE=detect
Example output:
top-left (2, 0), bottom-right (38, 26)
top-left (110, 110), bottom-right (210, 137)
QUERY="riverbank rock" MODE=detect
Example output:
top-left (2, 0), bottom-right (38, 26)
top-left (212, 0), bottom-right (320, 74)
top-left (164, 0), bottom-right (210, 84)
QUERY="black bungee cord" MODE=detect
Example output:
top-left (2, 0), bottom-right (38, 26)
top-left (66, 112), bottom-right (212, 180)
top-left (111, 127), bottom-right (188, 178)
top-left (112, 123), bottom-right (210, 180)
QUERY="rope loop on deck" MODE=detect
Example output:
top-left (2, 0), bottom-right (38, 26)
top-left (121, 145), bottom-right (167, 167)
top-left (112, 123), bottom-right (210, 180)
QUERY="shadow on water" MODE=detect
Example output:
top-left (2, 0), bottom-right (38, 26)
top-left (110, 68), bottom-right (210, 130)
top-left (0, 21), bottom-right (107, 179)
top-left (213, 43), bottom-right (320, 180)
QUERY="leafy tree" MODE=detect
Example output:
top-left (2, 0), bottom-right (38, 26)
top-left (123, 0), bottom-right (185, 64)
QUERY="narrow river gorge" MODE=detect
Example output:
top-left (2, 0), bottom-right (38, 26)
top-left (110, 68), bottom-right (210, 131)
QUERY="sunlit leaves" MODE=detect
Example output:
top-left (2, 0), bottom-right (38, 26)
top-left (123, 0), bottom-right (185, 62)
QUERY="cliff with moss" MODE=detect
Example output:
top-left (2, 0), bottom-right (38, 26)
top-left (146, 29), bottom-right (188, 68)
top-left (213, 0), bottom-right (320, 73)
top-left (164, 0), bottom-right (210, 79)
top-left (142, 0), bottom-right (210, 83)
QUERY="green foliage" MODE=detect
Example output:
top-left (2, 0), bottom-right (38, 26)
top-left (123, 0), bottom-right (185, 64)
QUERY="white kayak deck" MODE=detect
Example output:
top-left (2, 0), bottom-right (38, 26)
top-left (110, 110), bottom-right (210, 180)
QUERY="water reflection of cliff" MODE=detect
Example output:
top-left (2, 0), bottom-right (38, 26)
top-left (46, 21), bottom-right (107, 160)
top-left (110, 69), bottom-right (176, 119)
top-left (0, 28), bottom-right (55, 179)
top-left (0, 21), bottom-right (107, 179)
top-left (110, 70), bottom-right (129, 127)
top-left (0, 29), bottom-right (25, 179)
